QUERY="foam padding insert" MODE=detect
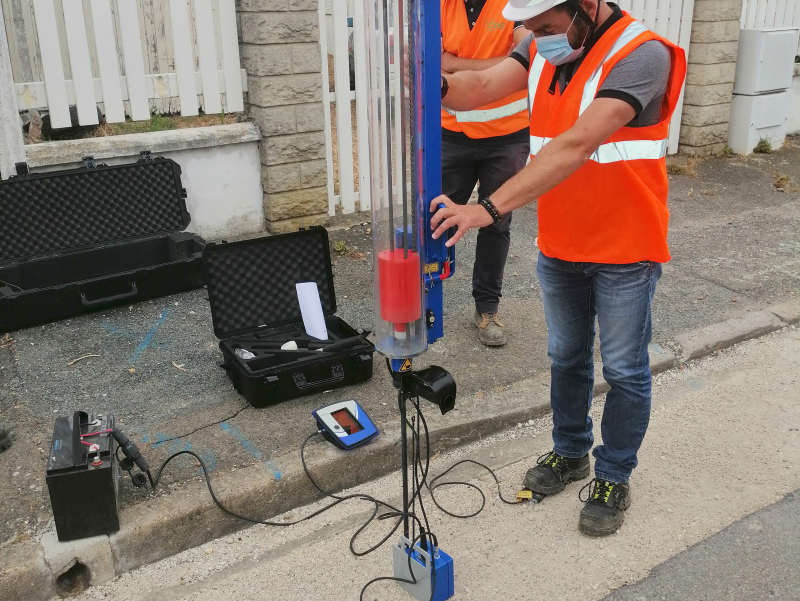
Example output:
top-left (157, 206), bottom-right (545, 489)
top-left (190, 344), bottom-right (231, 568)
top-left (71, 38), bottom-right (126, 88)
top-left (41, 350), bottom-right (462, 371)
top-left (204, 228), bottom-right (336, 339)
top-left (0, 159), bottom-right (187, 263)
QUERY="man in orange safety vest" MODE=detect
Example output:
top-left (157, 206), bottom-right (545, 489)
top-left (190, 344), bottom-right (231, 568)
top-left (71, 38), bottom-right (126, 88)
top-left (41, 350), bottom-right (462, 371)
top-left (441, 0), bottom-right (528, 346)
top-left (433, 0), bottom-right (686, 536)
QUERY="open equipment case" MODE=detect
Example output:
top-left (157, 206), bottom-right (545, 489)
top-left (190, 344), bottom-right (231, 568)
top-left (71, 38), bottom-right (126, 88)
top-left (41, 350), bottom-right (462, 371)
top-left (0, 154), bottom-right (206, 333)
top-left (203, 227), bottom-right (375, 407)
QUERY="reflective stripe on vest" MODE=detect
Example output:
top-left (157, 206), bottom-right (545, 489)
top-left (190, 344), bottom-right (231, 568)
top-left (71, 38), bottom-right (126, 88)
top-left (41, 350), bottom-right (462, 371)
top-left (528, 53), bottom-right (547, 116)
top-left (444, 98), bottom-right (528, 123)
top-left (530, 135), bottom-right (668, 163)
top-left (579, 20), bottom-right (648, 115)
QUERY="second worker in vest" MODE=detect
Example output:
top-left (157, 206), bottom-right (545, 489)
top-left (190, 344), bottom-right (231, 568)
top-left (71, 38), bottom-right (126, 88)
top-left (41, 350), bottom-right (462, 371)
top-left (441, 0), bottom-right (529, 346)
top-left (433, 0), bottom-right (686, 535)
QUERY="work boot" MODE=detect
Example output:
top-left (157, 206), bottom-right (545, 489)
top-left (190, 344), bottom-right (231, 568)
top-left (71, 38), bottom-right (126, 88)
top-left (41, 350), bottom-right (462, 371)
top-left (473, 310), bottom-right (506, 346)
top-left (523, 451), bottom-right (590, 495)
top-left (578, 478), bottom-right (631, 537)
top-left (0, 428), bottom-right (11, 453)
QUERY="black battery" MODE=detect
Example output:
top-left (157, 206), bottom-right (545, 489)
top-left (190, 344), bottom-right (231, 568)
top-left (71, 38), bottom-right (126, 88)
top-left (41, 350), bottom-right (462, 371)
top-left (46, 411), bottom-right (120, 542)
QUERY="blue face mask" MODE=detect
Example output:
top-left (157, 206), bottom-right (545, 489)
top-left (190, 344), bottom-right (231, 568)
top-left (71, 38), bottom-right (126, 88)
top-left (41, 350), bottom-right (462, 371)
top-left (534, 12), bottom-right (587, 66)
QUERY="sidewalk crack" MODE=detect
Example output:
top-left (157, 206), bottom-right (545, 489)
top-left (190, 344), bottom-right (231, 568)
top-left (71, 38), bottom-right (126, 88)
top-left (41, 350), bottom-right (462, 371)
top-left (150, 403), bottom-right (249, 446)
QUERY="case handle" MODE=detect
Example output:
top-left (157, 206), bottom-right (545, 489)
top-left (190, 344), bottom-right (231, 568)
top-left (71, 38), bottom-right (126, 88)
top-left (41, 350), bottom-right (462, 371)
top-left (80, 282), bottom-right (139, 307)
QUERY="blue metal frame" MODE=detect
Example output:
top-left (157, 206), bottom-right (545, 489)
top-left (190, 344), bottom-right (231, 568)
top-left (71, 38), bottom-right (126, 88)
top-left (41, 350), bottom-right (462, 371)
top-left (415, 0), bottom-right (453, 347)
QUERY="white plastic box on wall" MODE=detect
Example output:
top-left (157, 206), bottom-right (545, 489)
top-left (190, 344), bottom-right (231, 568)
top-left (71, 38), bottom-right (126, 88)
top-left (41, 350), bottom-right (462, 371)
top-left (733, 28), bottom-right (800, 95)
top-left (728, 91), bottom-right (790, 154)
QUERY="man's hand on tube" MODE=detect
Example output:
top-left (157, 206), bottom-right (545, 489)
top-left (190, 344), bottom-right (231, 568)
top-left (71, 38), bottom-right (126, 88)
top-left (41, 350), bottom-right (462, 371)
top-left (429, 196), bottom-right (494, 247)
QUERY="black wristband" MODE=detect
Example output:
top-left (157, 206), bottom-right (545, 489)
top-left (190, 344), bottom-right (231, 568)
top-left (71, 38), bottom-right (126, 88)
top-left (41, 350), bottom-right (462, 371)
top-left (478, 197), bottom-right (500, 223)
top-left (441, 75), bottom-right (449, 99)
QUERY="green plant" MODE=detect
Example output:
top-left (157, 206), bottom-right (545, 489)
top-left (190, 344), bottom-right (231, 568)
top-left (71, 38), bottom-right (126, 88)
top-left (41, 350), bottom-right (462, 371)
top-left (333, 240), bottom-right (347, 255)
top-left (723, 145), bottom-right (735, 155)
top-left (753, 137), bottom-right (773, 154)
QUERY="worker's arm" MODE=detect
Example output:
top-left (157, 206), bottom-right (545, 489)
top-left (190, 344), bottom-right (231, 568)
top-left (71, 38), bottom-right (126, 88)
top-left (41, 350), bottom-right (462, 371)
top-left (430, 97), bottom-right (637, 245)
top-left (441, 57), bottom-right (528, 111)
top-left (441, 53), bottom-right (507, 73)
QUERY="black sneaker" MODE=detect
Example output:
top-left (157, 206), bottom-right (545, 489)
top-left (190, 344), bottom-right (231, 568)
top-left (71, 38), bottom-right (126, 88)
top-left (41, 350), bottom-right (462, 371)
top-left (523, 451), bottom-right (590, 496)
top-left (0, 428), bottom-right (11, 453)
top-left (578, 478), bottom-right (631, 537)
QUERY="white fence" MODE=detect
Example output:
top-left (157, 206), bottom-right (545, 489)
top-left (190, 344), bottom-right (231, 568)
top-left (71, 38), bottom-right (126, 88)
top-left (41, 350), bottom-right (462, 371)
top-left (741, 0), bottom-right (800, 53)
top-left (320, 0), bottom-right (696, 217)
top-left (2, 0), bottom-right (245, 129)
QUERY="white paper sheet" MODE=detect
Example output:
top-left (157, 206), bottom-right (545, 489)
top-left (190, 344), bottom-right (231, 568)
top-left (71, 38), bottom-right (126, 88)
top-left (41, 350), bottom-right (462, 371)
top-left (296, 282), bottom-right (328, 341)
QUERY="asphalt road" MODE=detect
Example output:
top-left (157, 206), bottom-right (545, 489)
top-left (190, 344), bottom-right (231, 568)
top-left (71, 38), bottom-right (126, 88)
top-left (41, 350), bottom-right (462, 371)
top-left (72, 325), bottom-right (800, 601)
top-left (1, 139), bottom-right (799, 545)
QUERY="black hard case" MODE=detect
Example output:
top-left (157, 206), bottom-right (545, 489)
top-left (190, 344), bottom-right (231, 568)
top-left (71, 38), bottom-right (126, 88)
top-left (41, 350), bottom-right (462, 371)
top-left (203, 227), bottom-right (374, 408)
top-left (0, 156), bottom-right (205, 333)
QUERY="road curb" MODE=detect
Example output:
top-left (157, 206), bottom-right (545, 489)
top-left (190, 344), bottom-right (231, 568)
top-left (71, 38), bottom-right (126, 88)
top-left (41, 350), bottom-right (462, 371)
top-left (2, 302), bottom-right (798, 598)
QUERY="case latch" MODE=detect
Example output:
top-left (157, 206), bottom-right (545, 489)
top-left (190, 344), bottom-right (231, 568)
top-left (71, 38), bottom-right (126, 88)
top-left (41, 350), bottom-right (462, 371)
top-left (13, 162), bottom-right (29, 177)
top-left (139, 150), bottom-right (153, 162)
top-left (82, 156), bottom-right (96, 169)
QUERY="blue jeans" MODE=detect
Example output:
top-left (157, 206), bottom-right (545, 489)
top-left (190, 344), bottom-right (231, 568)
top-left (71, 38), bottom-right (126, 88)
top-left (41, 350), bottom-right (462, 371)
top-left (536, 252), bottom-right (662, 483)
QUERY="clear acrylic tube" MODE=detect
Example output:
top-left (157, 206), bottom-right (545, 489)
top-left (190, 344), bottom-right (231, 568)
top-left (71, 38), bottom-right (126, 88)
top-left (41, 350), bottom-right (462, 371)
top-left (362, 0), bottom-right (427, 358)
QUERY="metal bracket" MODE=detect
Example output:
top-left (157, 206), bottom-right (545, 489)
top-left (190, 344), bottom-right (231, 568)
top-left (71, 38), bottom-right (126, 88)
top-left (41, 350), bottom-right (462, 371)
top-left (393, 536), bottom-right (433, 601)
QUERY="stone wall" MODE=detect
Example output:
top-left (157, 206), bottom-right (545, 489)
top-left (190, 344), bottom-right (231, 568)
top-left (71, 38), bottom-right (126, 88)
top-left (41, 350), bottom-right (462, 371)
top-left (679, 0), bottom-right (744, 156)
top-left (239, 0), bottom-right (329, 233)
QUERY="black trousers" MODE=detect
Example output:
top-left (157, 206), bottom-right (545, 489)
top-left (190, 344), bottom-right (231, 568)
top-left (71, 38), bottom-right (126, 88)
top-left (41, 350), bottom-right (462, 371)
top-left (441, 136), bottom-right (529, 314)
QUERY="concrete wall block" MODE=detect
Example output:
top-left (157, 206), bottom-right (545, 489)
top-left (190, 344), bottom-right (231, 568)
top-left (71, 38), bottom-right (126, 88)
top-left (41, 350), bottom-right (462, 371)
top-left (264, 186), bottom-right (328, 220)
top-left (241, 12), bottom-right (318, 45)
top-left (724, 19), bottom-right (742, 42)
top-left (691, 21), bottom-right (728, 44)
top-left (239, 0), bottom-right (288, 11)
top-left (681, 102), bottom-right (732, 127)
top-left (0, 542), bottom-right (54, 601)
top-left (267, 212), bottom-right (330, 234)
top-left (679, 123), bottom-right (729, 147)
top-left (241, 44), bottom-right (292, 76)
top-left (684, 82), bottom-right (734, 106)
top-left (678, 141), bottom-right (727, 157)
top-left (261, 131), bottom-right (326, 165)
top-left (686, 62), bottom-right (737, 85)
top-left (289, 0), bottom-right (318, 10)
top-left (300, 159), bottom-right (327, 187)
top-left (263, 163), bottom-right (301, 193)
top-left (692, 0), bottom-right (744, 21)
top-left (687, 41), bottom-right (738, 65)
top-left (248, 105), bottom-right (296, 137)
top-left (248, 74), bottom-right (322, 108)
top-left (296, 102), bottom-right (325, 132)
top-left (292, 43), bottom-right (323, 74)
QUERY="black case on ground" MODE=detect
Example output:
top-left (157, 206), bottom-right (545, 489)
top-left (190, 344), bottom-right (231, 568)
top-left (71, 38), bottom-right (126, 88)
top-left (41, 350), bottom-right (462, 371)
top-left (203, 227), bottom-right (374, 408)
top-left (0, 155), bottom-right (206, 333)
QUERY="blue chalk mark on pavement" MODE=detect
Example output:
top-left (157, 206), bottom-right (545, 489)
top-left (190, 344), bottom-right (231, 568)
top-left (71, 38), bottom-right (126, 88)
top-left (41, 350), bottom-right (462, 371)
top-left (199, 449), bottom-right (217, 475)
top-left (219, 422), bottom-right (281, 480)
top-left (687, 379), bottom-right (703, 390)
top-left (130, 308), bottom-right (171, 363)
top-left (150, 433), bottom-right (169, 448)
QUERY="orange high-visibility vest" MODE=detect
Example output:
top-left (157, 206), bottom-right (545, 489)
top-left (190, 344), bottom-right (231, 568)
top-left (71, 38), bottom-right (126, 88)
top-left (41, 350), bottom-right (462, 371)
top-left (441, 0), bottom-right (528, 139)
top-left (527, 13), bottom-right (687, 264)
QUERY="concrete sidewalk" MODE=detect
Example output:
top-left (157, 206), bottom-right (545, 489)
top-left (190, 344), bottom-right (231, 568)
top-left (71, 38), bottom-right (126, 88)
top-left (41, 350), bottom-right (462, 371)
top-left (1, 138), bottom-right (800, 597)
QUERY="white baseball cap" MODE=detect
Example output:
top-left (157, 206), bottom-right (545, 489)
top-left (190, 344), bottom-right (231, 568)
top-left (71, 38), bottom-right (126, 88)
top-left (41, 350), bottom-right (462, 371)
top-left (502, 0), bottom-right (569, 22)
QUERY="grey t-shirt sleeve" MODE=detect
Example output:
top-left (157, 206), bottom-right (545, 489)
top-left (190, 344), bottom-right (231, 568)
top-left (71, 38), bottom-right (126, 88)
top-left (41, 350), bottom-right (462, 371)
top-left (510, 32), bottom-right (535, 71)
top-left (596, 40), bottom-right (671, 127)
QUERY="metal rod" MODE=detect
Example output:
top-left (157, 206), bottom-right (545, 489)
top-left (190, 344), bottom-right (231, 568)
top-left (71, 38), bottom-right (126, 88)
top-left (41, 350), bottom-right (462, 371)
top-left (408, 0), bottom-right (417, 256)
top-left (380, 0), bottom-right (395, 252)
top-left (397, 0), bottom-right (409, 258)
top-left (399, 388), bottom-right (410, 537)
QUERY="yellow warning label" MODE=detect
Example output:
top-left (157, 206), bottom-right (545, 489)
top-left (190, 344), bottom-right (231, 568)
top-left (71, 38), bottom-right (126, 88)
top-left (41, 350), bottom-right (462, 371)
top-left (516, 489), bottom-right (533, 502)
top-left (399, 358), bottom-right (413, 372)
top-left (423, 262), bottom-right (440, 275)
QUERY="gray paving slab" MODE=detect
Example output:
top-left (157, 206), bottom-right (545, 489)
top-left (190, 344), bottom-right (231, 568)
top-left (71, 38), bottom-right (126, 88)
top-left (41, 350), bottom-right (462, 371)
top-left (603, 490), bottom-right (800, 601)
